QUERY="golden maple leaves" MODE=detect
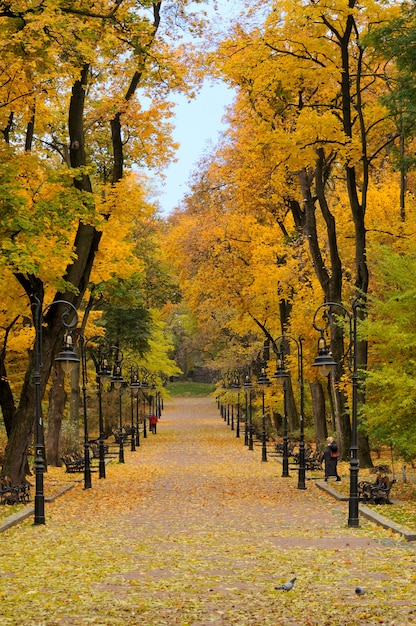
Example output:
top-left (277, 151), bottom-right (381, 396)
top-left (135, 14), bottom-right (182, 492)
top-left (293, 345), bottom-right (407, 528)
top-left (1, 396), bottom-right (416, 625)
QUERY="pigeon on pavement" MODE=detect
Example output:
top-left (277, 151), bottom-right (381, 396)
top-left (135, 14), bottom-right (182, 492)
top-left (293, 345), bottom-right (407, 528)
top-left (275, 577), bottom-right (296, 591)
top-left (355, 586), bottom-right (366, 596)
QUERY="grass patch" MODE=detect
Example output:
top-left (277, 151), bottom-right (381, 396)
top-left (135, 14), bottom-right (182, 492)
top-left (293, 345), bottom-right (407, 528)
top-left (166, 381), bottom-right (216, 397)
top-left (0, 502), bottom-right (26, 523)
top-left (325, 462), bottom-right (416, 530)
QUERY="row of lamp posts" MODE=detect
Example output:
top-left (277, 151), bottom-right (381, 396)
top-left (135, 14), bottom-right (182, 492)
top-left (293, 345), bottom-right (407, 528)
top-left (32, 294), bottom-right (362, 528)
top-left (31, 295), bottom-right (158, 525)
top-left (219, 297), bottom-right (364, 528)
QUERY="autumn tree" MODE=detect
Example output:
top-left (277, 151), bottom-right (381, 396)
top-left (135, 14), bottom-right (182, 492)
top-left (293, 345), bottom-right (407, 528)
top-left (361, 242), bottom-right (416, 460)
top-left (202, 0), bottom-right (413, 463)
top-left (365, 2), bottom-right (416, 220)
top-left (0, 0), bottom-right (201, 483)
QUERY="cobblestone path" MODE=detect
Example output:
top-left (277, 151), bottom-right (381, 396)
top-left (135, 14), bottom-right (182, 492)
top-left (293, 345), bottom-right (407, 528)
top-left (1, 396), bottom-right (415, 625)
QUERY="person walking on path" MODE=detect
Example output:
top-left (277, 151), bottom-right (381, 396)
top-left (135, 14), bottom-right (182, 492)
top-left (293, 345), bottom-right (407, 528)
top-left (322, 436), bottom-right (341, 481)
top-left (149, 413), bottom-right (158, 434)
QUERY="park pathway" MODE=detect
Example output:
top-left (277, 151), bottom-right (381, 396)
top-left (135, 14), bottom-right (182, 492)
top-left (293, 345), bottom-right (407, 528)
top-left (1, 396), bottom-right (415, 625)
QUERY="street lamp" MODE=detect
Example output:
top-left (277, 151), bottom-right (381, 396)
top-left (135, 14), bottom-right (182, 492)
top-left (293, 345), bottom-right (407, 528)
top-left (272, 344), bottom-right (290, 477)
top-left (79, 335), bottom-right (110, 490)
top-left (257, 366), bottom-right (270, 462)
top-left (312, 299), bottom-right (364, 527)
top-left (233, 373), bottom-right (242, 439)
top-left (129, 364), bottom-right (140, 451)
top-left (138, 367), bottom-right (149, 438)
top-left (244, 373), bottom-right (254, 450)
top-left (272, 335), bottom-right (305, 488)
top-left (88, 339), bottom-right (113, 479)
top-left (130, 367), bottom-right (141, 448)
top-left (32, 295), bottom-right (79, 525)
top-left (110, 348), bottom-right (125, 464)
top-left (228, 369), bottom-right (241, 436)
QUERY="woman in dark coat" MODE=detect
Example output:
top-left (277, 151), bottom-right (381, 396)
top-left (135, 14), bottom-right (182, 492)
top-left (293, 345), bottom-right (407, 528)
top-left (323, 436), bottom-right (341, 481)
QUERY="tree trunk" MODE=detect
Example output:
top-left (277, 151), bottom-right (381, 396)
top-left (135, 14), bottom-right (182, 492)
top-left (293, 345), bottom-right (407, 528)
top-left (0, 316), bottom-right (19, 436)
top-left (285, 375), bottom-right (298, 432)
top-left (46, 364), bottom-right (67, 467)
top-left (0, 359), bottom-right (16, 437)
top-left (2, 67), bottom-right (102, 484)
top-left (69, 362), bottom-right (80, 434)
top-left (310, 381), bottom-right (327, 450)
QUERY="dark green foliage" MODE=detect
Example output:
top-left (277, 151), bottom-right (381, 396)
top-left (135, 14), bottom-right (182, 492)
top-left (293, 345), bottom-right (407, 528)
top-left (100, 303), bottom-right (152, 356)
top-left (366, 4), bottom-right (416, 140)
top-left (362, 244), bottom-right (416, 461)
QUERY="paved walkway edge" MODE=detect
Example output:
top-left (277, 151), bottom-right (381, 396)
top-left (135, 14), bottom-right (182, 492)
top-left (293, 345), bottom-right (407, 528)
top-left (0, 484), bottom-right (74, 532)
top-left (316, 480), bottom-right (416, 541)
top-left (2, 477), bottom-right (416, 541)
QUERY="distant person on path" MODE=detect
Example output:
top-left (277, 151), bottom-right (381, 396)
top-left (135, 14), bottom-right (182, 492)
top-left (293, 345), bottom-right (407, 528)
top-left (322, 436), bottom-right (341, 481)
top-left (149, 414), bottom-right (158, 434)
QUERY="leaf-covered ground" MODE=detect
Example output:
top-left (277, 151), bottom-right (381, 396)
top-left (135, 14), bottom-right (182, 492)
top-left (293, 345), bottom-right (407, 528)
top-left (1, 397), bottom-right (415, 625)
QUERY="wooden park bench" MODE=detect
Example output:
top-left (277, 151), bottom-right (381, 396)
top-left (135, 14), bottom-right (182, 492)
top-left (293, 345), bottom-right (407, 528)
top-left (112, 428), bottom-right (130, 444)
top-left (275, 441), bottom-right (295, 456)
top-left (358, 474), bottom-right (396, 504)
top-left (89, 441), bottom-right (109, 459)
top-left (304, 449), bottom-right (323, 471)
top-left (0, 477), bottom-right (31, 505)
top-left (61, 453), bottom-right (85, 473)
top-left (291, 445), bottom-right (323, 471)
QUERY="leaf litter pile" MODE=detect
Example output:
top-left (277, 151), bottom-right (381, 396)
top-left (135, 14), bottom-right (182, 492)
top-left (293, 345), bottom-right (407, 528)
top-left (1, 397), bottom-right (415, 625)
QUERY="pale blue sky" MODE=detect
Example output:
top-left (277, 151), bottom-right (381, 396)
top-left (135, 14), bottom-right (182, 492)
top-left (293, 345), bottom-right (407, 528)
top-left (153, 0), bottom-right (244, 216)
top-left (156, 81), bottom-right (235, 216)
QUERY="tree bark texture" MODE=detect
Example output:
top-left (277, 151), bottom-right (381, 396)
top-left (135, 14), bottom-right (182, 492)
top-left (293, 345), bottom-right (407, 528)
top-left (46, 365), bottom-right (67, 467)
top-left (309, 381), bottom-right (327, 450)
top-left (2, 67), bottom-right (102, 484)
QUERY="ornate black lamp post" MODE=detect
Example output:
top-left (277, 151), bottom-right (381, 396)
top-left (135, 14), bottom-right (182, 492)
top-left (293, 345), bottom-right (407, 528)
top-left (273, 335), bottom-right (305, 488)
top-left (131, 367), bottom-right (141, 447)
top-left (79, 335), bottom-right (111, 490)
top-left (138, 367), bottom-right (149, 438)
top-left (84, 339), bottom-right (113, 480)
top-left (272, 343), bottom-right (290, 477)
top-left (232, 372), bottom-right (242, 439)
top-left (111, 348), bottom-right (125, 463)
top-left (312, 299), bottom-right (364, 527)
top-left (244, 373), bottom-right (254, 450)
top-left (129, 364), bottom-right (140, 451)
top-left (257, 366), bottom-right (270, 462)
top-left (236, 386), bottom-right (241, 438)
top-left (32, 295), bottom-right (79, 525)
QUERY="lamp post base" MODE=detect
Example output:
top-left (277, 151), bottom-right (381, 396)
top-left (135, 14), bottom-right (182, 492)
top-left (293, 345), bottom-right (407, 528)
top-left (348, 456), bottom-right (360, 527)
top-left (33, 448), bottom-right (45, 525)
top-left (84, 442), bottom-right (92, 490)
top-left (119, 439), bottom-right (125, 464)
top-left (297, 435), bottom-right (306, 489)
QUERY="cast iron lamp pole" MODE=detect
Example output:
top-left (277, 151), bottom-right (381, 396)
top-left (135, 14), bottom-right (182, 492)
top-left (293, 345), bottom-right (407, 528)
top-left (273, 335), bottom-right (305, 488)
top-left (243, 375), bottom-right (249, 446)
top-left (111, 348), bottom-right (125, 463)
top-left (129, 364), bottom-right (140, 451)
top-left (231, 371), bottom-right (242, 439)
top-left (257, 366), bottom-right (270, 462)
top-left (32, 295), bottom-right (80, 525)
top-left (312, 298), bottom-right (364, 527)
top-left (88, 340), bottom-right (113, 479)
top-left (236, 387), bottom-right (241, 438)
top-left (272, 344), bottom-right (290, 477)
top-left (132, 368), bottom-right (141, 447)
top-left (139, 367), bottom-right (149, 438)
top-left (244, 374), bottom-right (254, 450)
top-left (78, 335), bottom-right (111, 490)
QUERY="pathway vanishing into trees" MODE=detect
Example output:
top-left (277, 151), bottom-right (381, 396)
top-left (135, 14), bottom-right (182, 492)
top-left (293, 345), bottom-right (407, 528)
top-left (1, 397), bottom-right (415, 625)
